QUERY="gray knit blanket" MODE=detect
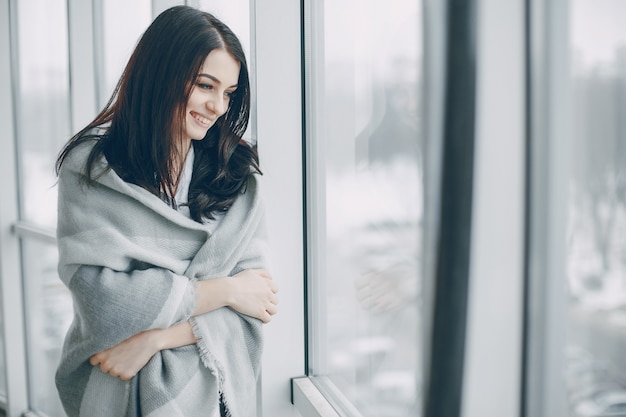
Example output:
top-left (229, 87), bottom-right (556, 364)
top-left (55, 140), bottom-right (269, 417)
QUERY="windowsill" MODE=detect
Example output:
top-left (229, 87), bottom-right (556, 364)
top-left (291, 377), bottom-right (341, 417)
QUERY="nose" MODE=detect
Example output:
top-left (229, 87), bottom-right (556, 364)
top-left (208, 95), bottom-right (226, 116)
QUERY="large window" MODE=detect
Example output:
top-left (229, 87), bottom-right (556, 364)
top-left (3, 1), bottom-right (586, 416)
top-left (304, 1), bottom-right (423, 415)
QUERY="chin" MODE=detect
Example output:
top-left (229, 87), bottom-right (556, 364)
top-left (189, 128), bottom-right (211, 140)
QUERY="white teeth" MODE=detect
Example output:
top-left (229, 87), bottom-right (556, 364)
top-left (193, 113), bottom-right (210, 125)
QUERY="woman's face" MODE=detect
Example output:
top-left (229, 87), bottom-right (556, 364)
top-left (183, 48), bottom-right (241, 143)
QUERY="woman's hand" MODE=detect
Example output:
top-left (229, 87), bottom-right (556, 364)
top-left (226, 269), bottom-right (278, 323)
top-left (90, 322), bottom-right (198, 380)
top-left (89, 330), bottom-right (159, 381)
top-left (193, 269), bottom-right (279, 322)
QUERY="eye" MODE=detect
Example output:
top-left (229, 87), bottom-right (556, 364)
top-left (224, 90), bottom-right (235, 99)
top-left (197, 82), bottom-right (213, 90)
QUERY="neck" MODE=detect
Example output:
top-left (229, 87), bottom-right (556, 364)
top-left (170, 138), bottom-right (192, 192)
top-left (177, 137), bottom-right (192, 159)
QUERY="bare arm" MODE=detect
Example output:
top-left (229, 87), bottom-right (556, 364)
top-left (89, 321), bottom-right (197, 381)
top-left (193, 269), bottom-right (279, 322)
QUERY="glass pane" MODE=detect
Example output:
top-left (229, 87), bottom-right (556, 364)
top-left (307, 1), bottom-right (423, 416)
top-left (15, 0), bottom-right (71, 228)
top-left (98, 0), bottom-right (152, 108)
top-left (22, 239), bottom-right (71, 417)
top-left (567, 0), bottom-right (626, 414)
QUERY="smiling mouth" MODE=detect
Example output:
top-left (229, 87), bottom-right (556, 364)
top-left (191, 112), bottom-right (212, 126)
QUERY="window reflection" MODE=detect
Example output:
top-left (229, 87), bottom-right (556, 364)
top-left (566, 1), bottom-right (626, 415)
top-left (308, 1), bottom-right (423, 415)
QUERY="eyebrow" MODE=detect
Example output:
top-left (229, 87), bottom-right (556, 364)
top-left (198, 73), bottom-right (238, 88)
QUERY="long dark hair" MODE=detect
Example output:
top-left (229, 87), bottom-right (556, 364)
top-left (56, 5), bottom-right (259, 222)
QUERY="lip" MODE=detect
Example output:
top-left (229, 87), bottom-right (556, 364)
top-left (190, 111), bottom-right (214, 127)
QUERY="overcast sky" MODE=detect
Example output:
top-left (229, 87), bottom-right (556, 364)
top-left (571, 0), bottom-right (626, 68)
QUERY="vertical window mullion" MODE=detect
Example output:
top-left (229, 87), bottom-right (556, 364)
top-left (68, 0), bottom-right (98, 134)
top-left (254, 0), bottom-right (307, 415)
top-left (0, 0), bottom-right (30, 414)
top-left (524, 0), bottom-right (570, 415)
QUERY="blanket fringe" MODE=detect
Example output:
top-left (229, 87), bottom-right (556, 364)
top-left (188, 316), bottom-right (232, 416)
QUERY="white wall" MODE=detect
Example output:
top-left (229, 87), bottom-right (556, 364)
top-left (256, 1), bottom-right (306, 416)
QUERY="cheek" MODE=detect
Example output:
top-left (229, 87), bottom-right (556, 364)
top-left (186, 89), bottom-right (203, 109)
top-left (222, 98), bottom-right (232, 114)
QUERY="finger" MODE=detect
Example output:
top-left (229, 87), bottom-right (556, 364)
top-left (360, 296), bottom-right (376, 309)
top-left (120, 371), bottom-right (135, 381)
top-left (269, 293), bottom-right (279, 305)
top-left (90, 354), bottom-right (102, 366)
top-left (370, 277), bottom-right (392, 292)
top-left (100, 362), bottom-right (113, 373)
top-left (356, 286), bottom-right (371, 301)
top-left (108, 365), bottom-right (122, 378)
top-left (262, 311), bottom-right (272, 323)
top-left (266, 303), bottom-right (278, 315)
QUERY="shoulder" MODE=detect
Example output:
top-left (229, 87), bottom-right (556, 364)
top-left (223, 174), bottom-right (262, 213)
top-left (241, 174), bottom-right (265, 214)
top-left (59, 140), bottom-right (96, 178)
top-left (59, 129), bottom-right (107, 177)
top-left (243, 173), bottom-right (263, 199)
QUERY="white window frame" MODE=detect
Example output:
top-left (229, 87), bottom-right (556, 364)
top-left (254, 0), bottom-right (306, 416)
top-left (523, 0), bottom-right (570, 416)
top-left (461, 0), bottom-right (526, 416)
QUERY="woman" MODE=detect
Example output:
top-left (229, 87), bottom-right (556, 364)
top-left (55, 6), bottom-right (277, 417)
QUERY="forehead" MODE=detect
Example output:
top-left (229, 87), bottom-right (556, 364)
top-left (199, 48), bottom-right (241, 85)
